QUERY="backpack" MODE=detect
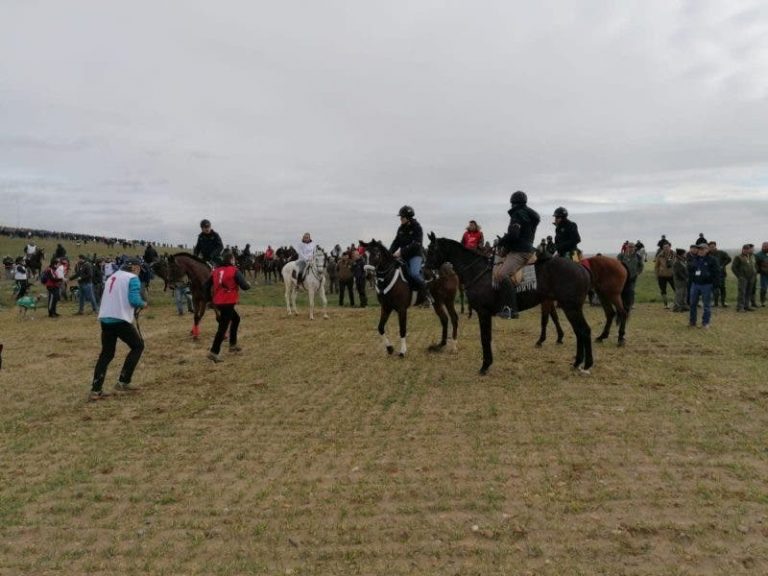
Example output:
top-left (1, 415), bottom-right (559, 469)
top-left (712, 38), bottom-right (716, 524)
top-left (40, 268), bottom-right (53, 285)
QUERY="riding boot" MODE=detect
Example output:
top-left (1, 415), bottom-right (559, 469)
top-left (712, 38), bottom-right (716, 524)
top-left (496, 278), bottom-right (519, 319)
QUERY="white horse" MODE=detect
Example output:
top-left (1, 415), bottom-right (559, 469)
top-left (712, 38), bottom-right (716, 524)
top-left (281, 248), bottom-right (329, 320)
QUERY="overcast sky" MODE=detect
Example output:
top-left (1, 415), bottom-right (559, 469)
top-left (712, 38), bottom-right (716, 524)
top-left (1, 0), bottom-right (767, 253)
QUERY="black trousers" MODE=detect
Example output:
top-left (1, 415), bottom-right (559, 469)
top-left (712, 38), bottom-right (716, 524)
top-left (211, 304), bottom-right (240, 354)
top-left (47, 286), bottom-right (60, 316)
top-left (92, 321), bottom-right (144, 391)
top-left (339, 279), bottom-right (355, 306)
top-left (355, 277), bottom-right (368, 307)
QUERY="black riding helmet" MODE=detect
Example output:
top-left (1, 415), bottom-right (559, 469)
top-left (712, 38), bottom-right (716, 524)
top-left (200, 219), bottom-right (211, 229)
top-left (398, 205), bottom-right (415, 219)
top-left (510, 191), bottom-right (527, 205)
top-left (553, 206), bottom-right (568, 218)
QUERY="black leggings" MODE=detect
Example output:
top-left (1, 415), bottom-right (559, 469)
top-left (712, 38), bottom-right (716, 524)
top-left (92, 321), bottom-right (144, 391)
top-left (657, 276), bottom-right (674, 295)
top-left (211, 304), bottom-right (240, 354)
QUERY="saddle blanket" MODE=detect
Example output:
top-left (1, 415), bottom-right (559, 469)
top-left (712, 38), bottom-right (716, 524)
top-left (515, 264), bottom-right (537, 293)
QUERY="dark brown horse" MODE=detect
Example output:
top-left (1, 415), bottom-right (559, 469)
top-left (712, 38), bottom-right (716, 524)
top-left (426, 234), bottom-right (593, 375)
top-left (360, 239), bottom-right (458, 357)
top-left (425, 262), bottom-right (460, 352)
top-left (152, 253), bottom-right (213, 339)
top-left (25, 248), bottom-right (45, 280)
top-left (538, 256), bottom-right (629, 346)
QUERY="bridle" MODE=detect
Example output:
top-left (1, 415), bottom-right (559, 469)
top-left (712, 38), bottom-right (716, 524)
top-left (428, 240), bottom-right (490, 288)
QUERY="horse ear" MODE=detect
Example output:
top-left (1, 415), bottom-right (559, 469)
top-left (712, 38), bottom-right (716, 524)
top-left (428, 231), bottom-right (436, 242)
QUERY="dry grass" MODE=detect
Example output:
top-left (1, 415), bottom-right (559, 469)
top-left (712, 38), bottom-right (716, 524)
top-left (2, 273), bottom-right (768, 575)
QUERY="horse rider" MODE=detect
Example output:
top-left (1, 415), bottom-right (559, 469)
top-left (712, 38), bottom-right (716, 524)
top-left (193, 219), bottom-right (224, 266)
top-left (389, 205), bottom-right (430, 297)
top-left (461, 220), bottom-right (485, 251)
top-left (493, 190), bottom-right (541, 319)
top-left (552, 206), bottom-right (581, 260)
top-left (296, 232), bottom-right (316, 285)
top-left (25, 241), bottom-right (38, 257)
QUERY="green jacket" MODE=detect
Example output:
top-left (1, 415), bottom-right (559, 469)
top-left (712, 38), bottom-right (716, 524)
top-left (731, 254), bottom-right (756, 279)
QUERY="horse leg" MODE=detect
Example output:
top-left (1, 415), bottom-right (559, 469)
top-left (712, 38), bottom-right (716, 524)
top-left (397, 308), bottom-right (408, 357)
top-left (615, 297), bottom-right (628, 346)
top-left (284, 282), bottom-right (293, 315)
top-left (551, 308), bottom-right (565, 344)
top-left (378, 306), bottom-right (394, 355)
top-left (478, 311), bottom-right (493, 375)
top-left (320, 282), bottom-right (329, 319)
top-left (428, 301), bottom-right (449, 352)
top-left (447, 298), bottom-right (459, 353)
top-left (308, 286), bottom-right (315, 320)
top-left (459, 284), bottom-right (465, 315)
top-left (536, 301), bottom-right (550, 347)
top-left (595, 294), bottom-right (614, 342)
top-left (564, 307), bottom-right (592, 372)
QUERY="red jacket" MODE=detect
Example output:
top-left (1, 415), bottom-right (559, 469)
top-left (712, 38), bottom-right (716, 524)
top-left (43, 266), bottom-right (61, 289)
top-left (462, 230), bottom-right (484, 251)
top-left (212, 265), bottom-right (239, 305)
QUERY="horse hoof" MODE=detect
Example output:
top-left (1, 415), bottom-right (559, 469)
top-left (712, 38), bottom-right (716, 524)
top-left (617, 340), bottom-right (625, 347)
top-left (595, 337), bottom-right (605, 343)
top-left (578, 367), bottom-right (591, 375)
top-left (556, 340), bottom-right (564, 345)
top-left (479, 367), bottom-right (489, 376)
top-left (386, 346), bottom-right (394, 355)
top-left (535, 341), bottom-right (543, 348)
top-left (398, 353), bottom-right (405, 358)
top-left (323, 315), bottom-right (329, 319)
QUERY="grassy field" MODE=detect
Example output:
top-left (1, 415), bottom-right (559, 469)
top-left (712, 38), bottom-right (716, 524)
top-left (2, 236), bottom-right (767, 575)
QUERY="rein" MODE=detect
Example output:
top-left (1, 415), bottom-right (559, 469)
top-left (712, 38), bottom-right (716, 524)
top-left (437, 245), bottom-right (490, 288)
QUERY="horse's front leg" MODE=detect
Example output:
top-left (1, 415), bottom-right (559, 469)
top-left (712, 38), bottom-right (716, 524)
top-left (378, 306), bottom-right (394, 354)
top-left (536, 301), bottom-right (550, 347)
top-left (308, 287), bottom-right (315, 320)
top-left (428, 301), bottom-right (449, 352)
top-left (284, 283), bottom-right (294, 315)
top-left (320, 282), bottom-right (329, 319)
top-left (551, 308), bottom-right (565, 344)
top-left (478, 310), bottom-right (493, 375)
top-left (397, 308), bottom-right (408, 357)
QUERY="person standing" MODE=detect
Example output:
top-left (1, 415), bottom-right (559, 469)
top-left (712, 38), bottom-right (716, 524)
top-left (13, 257), bottom-right (29, 301)
top-left (352, 250), bottom-right (368, 308)
top-left (43, 258), bottom-right (63, 317)
top-left (552, 207), bottom-right (581, 260)
top-left (672, 248), bottom-right (689, 312)
top-left (143, 243), bottom-right (159, 265)
top-left (654, 241), bottom-right (675, 309)
top-left (193, 219), bottom-right (224, 265)
top-left (617, 242), bottom-right (644, 313)
top-left (71, 254), bottom-right (99, 315)
top-left (206, 249), bottom-right (251, 362)
top-left (337, 252), bottom-right (355, 307)
top-left (688, 242), bottom-right (719, 329)
top-left (731, 244), bottom-right (757, 312)
top-left (461, 220), bottom-right (485, 251)
top-left (707, 240), bottom-right (732, 307)
top-left (88, 257), bottom-right (147, 401)
top-left (755, 241), bottom-right (768, 307)
top-left (494, 191), bottom-right (540, 319)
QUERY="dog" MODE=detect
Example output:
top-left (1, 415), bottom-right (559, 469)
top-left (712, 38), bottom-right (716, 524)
top-left (16, 294), bottom-right (43, 320)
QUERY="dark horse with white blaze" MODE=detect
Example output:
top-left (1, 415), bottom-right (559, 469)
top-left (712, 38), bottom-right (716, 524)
top-left (359, 239), bottom-right (459, 357)
top-left (425, 234), bottom-right (593, 375)
top-left (151, 253), bottom-right (214, 339)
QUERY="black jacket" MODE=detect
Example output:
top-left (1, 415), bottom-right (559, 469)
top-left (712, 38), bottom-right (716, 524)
top-left (193, 230), bottom-right (224, 261)
top-left (389, 219), bottom-right (424, 260)
top-left (499, 205), bottom-right (540, 252)
top-left (688, 255), bottom-right (719, 285)
top-left (554, 219), bottom-right (581, 256)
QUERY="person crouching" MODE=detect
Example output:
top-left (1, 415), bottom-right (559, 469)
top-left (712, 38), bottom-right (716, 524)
top-left (206, 249), bottom-right (251, 362)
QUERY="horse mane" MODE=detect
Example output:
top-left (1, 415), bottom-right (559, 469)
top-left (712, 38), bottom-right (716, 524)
top-left (172, 252), bottom-right (209, 265)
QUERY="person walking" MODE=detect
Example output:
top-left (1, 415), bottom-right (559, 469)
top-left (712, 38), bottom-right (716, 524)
top-left (337, 252), bottom-right (355, 307)
top-left (654, 241), bottom-right (675, 309)
top-left (206, 249), bottom-right (251, 363)
top-left (71, 254), bottom-right (99, 314)
top-left (755, 241), bottom-right (768, 307)
top-left (88, 257), bottom-right (147, 401)
top-left (672, 248), bottom-right (689, 312)
top-left (43, 258), bottom-right (63, 317)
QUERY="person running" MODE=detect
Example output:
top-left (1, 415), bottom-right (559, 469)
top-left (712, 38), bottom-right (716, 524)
top-left (193, 219), bottom-right (224, 265)
top-left (87, 257), bottom-right (147, 401)
top-left (205, 249), bottom-right (251, 362)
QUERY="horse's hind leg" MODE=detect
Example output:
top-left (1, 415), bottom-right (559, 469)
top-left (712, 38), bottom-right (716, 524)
top-left (447, 299), bottom-right (459, 353)
top-left (320, 283), bottom-right (329, 319)
top-left (378, 307), bottom-right (394, 355)
top-left (308, 289), bottom-right (315, 320)
top-left (478, 311), bottom-right (493, 375)
top-left (564, 307), bottom-right (593, 372)
top-left (595, 294), bottom-right (614, 342)
top-left (536, 302), bottom-right (549, 347)
top-left (551, 308), bottom-right (565, 344)
top-left (428, 302), bottom-right (449, 352)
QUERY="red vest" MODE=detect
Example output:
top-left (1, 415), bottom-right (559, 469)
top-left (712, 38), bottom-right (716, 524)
top-left (462, 230), bottom-right (483, 250)
top-left (212, 265), bottom-right (239, 305)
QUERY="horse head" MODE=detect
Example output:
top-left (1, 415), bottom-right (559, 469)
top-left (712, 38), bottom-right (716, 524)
top-left (425, 232), bottom-right (447, 270)
top-left (358, 239), bottom-right (394, 271)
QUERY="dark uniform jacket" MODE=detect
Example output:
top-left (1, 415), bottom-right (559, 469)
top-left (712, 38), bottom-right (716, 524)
top-left (193, 230), bottom-right (224, 262)
top-left (499, 205), bottom-right (540, 253)
top-left (554, 219), bottom-right (581, 256)
top-left (390, 219), bottom-right (424, 260)
top-left (688, 255), bottom-right (719, 285)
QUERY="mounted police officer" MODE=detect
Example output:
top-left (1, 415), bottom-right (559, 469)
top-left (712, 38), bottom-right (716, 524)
top-left (552, 206), bottom-right (581, 260)
top-left (390, 205), bottom-right (428, 298)
top-left (493, 191), bottom-right (541, 319)
top-left (193, 219), bottom-right (224, 265)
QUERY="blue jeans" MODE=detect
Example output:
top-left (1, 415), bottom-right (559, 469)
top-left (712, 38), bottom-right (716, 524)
top-left (689, 283), bottom-right (712, 326)
top-left (408, 255), bottom-right (424, 289)
top-left (78, 282), bottom-right (99, 312)
top-left (173, 285), bottom-right (191, 314)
